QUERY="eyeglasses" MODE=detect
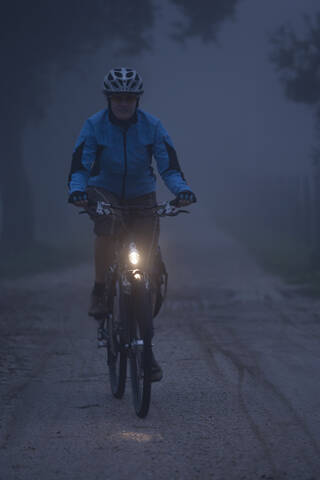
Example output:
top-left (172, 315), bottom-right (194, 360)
top-left (110, 94), bottom-right (138, 103)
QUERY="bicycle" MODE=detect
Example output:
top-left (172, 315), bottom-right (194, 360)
top-left (83, 200), bottom-right (189, 418)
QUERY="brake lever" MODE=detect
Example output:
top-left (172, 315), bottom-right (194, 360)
top-left (166, 209), bottom-right (190, 217)
top-left (78, 201), bottom-right (113, 216)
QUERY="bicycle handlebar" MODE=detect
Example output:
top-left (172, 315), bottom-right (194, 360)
top-left (79, 200), bottom-right (190, 218)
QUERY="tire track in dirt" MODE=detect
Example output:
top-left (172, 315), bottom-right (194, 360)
top-left (182, 295), bottom-right (320, 478)
top-left (186, 316), bottom-right (278, 475)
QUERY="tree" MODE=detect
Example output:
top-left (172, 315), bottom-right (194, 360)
top-left (171, 0), bottom-right (239, 42)
top-left (0, 0), bottom-right (241, 248)
top-left (269, 13), bottom-right (320, 106)
top-left (269, 13), bottom-right (320, 259)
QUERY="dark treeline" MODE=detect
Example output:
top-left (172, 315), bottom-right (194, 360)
top-left (270, 13), bottom-right (320, 107)
top-left (270, 12), bottom-right (320, 261)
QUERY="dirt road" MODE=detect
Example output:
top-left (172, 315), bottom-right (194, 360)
top-left (1, 227), bottom-right (320, 479)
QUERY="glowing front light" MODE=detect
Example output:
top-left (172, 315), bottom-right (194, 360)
top-left (128, 244), bottom-right (140, 265)
top-left (129, 251), bottom-right (139, 265)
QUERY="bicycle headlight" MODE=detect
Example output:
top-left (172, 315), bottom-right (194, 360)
top-left (128, 244), bottom-right (140, 265)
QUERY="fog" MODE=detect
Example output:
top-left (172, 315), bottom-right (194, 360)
top-left (3, 4), bottom-right (320, 475)
top-left (3, 0), bottom-right (320, 273)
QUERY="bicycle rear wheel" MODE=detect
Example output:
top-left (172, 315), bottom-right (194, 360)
top-left (129, 281), bottom-right (153, 418)
top-left (107, 280), bottom-right (127, 399)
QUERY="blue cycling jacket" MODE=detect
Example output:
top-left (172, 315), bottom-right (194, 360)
top-left (68, 108), bottom-right (191, 199)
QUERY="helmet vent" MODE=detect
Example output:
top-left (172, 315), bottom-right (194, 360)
top-left (103, 68), bottom-right (144, 95)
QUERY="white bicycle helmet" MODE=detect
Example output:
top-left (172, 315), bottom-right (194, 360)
top-left (103, 68), bottom-right (144, 96)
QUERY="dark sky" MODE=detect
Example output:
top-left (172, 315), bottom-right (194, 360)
top-left (21, 0), bottom-right (320, 247)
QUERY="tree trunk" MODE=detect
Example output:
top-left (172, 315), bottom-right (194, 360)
top-left (312, 163), bottom-right (320, 267)
top-left (0, 126), bottom-right (35, 249)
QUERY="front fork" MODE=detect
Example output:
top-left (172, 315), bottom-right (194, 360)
top-left (98, 268), bottom-right (154, 351)
top-left (121, 269), bottom-right (154, 348)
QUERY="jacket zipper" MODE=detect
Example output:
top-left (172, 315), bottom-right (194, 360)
top-left (121, 129), bottom-right (128, 202)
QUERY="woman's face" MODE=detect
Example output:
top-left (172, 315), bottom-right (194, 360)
top-left (110, 93), bottom-right (138, 120)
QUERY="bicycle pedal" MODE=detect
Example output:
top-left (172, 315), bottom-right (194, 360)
top-left (97, 339), bottom-right (108, 348)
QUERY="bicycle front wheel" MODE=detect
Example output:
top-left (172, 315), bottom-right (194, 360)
top-left (129, 281), bottom-right (153, 418)
top-left (107, 280), bottom-right (127, 399)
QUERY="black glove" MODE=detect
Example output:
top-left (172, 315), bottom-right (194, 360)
top-left (171, 190), bottom-right (197, 207)
top-left (68, 191), bottom-right (88, 204)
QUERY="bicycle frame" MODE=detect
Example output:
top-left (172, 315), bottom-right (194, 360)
top-left (83, 199), bottom-right (190, 417)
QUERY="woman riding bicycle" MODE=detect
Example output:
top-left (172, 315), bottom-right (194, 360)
top-left (67, 67), bottom-right (197, 381)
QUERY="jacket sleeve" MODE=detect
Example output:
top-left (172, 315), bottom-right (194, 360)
top-left (153, 120), bottom-right (191, 196)
top-left (68, 119), bottom-right (97, 193)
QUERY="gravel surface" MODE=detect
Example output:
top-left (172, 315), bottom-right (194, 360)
top-left (1, 227), bottom-right (320, 480)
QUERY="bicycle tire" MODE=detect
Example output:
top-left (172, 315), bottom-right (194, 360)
top-left (107, 280), bottom-right (127, 399)
top-left (129, 281), bottom-right (153, 418)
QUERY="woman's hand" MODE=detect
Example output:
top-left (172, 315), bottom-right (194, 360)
top-left (173, 191), bottom-right (197, 207)
top-left (68, 191), bottom-right (88, 208)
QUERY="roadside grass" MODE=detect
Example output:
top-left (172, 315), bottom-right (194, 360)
top-left (215, 216), bottom-right (320, 297)
top-left (0, 242), bottom-right (91, 279)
